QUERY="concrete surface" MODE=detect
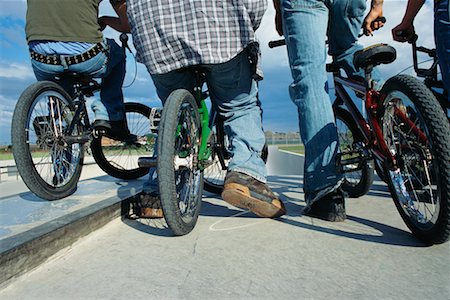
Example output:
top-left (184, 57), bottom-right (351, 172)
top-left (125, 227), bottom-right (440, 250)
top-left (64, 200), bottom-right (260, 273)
top-left (0, 147), bottom-right (449, 299)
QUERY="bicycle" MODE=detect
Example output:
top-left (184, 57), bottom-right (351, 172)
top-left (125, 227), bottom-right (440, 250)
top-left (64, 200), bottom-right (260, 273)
top-left (269, 39), bottom-right (450, 245)
top-left (11, 34), bottom-right (154, 200)
top-left (140, 66), bottom-right (268, 236)
top-left (404, 33), bottom-right (449, 121)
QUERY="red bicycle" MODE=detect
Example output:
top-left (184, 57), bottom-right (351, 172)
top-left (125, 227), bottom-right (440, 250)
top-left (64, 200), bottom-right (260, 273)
top-left (270, 40), bottom-right (450, 245)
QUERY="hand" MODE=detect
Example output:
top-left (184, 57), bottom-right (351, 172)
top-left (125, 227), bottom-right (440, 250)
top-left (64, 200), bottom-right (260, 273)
top-left (392, 22), bottom-right (415, 43)
top-left (363, 6), bottom-right (384, 36)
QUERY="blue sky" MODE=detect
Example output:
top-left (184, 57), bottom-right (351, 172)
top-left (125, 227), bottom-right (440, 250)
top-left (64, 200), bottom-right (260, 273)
top-left (0, 0), bottom-right (435, 145)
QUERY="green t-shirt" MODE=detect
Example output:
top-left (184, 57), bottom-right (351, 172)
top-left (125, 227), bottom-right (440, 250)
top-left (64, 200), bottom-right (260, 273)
top-left (25, 0), bottom-right (103, 43)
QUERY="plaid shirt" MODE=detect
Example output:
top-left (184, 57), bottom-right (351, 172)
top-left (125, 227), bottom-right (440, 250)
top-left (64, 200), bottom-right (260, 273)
top-left (127, 0), bottom-right (267, 74)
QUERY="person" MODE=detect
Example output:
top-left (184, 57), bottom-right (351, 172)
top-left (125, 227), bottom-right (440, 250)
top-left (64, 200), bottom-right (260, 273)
top-left (272, 0), bottom-right (384, 221)
top-left (392, 0), bottom-right (450, 100)
top-left (126, 0), bottom-right (286, 219)
top-left (25, 0), bottom-right (132, 140)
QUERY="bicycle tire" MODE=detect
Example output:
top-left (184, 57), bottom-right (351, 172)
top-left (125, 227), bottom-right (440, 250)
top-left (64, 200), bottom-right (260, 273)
top-left (11, 81), bottom-right (84, 200)
top-left (203, 119), bottom-right (268, 194)
top-left (91, 102), bottom-right (152, 179)
top-left (334, 107), bottom-right (374, 198)
top-left (381, 74), bottom-right (450, 245)
top-left (157, 89), bottom-right (203, 236)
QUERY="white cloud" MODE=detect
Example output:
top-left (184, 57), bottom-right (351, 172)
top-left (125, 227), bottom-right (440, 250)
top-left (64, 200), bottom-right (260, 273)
top-left (0, 62), bottom-right (34, 80)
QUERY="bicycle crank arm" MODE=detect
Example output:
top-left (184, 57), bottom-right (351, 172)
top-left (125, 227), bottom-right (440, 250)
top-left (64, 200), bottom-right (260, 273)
top-left (64, 133), bottom-right (91, 145)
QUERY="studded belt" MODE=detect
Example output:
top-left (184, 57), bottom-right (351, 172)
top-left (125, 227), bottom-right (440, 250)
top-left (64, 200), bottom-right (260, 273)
top-left (30, 42), bottom-right (107, 66)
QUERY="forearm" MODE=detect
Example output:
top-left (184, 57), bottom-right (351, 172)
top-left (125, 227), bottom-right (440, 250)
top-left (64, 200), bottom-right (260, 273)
top-left (402, 0), bottom-right (426, 24)
top-left (102, 0), bottom-right (130, 33)
top-left (370, 0), bottom-right (384, 13)
top-left (100, 16), bottom-right (130, 33)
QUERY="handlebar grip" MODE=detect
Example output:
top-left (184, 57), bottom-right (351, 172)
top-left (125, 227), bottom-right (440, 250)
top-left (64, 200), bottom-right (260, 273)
top-left (268, 39), bottom-right (286, 48)
top-left (120, 33), bottom-right (128, 44)
top-left (375, 16), bottom-right (386, 24)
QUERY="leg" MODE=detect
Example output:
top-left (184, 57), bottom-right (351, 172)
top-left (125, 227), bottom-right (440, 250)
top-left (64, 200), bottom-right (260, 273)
top-left (204, 51), bottom-right (285, 218)
top-left (327, 0), bottom-right (366, 78)
top-left (280, 0), bottom-right (342, 205)
top-left (100, 39), bottom-right (126, 121)
top-left (435, 0), bottom-right (450, 100)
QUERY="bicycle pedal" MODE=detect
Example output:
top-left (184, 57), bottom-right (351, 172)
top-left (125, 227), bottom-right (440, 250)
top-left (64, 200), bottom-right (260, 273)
top-left (138, 157), bottom-right (157, 168)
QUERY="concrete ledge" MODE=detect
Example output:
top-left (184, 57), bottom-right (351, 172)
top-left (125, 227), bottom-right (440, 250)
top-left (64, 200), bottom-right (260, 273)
top-left (0, 195), bottom-right (130, 285)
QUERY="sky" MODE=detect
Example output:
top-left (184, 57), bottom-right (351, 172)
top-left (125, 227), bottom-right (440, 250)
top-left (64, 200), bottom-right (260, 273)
top-left (0, 0), bottom-right (436, 145)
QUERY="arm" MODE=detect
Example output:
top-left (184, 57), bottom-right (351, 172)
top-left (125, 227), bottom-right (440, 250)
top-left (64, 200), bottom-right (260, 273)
top-left (273, 0), bottom-right (283, 36)
top-left (98, 0), bottom-right (131, 33)
top-left (391, 0), bottom-right (425, 42)
top-left (363, 0), bottom-right (385, 36)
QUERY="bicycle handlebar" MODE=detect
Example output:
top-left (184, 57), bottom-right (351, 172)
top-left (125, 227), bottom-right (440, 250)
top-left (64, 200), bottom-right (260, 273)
top-left (268, 39), bottom-right (286, 49)
top-left (269, 17), bottom-right (386, 48)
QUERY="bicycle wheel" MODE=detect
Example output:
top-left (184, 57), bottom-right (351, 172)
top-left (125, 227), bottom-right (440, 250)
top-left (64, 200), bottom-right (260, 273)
top-left (91, 102), bottom-right (153, 179)
top-left (334, 107), bottom-right (374, 198)
top-left (11, 81), bottom-right (84, 200)
top-left (203, 119), bottom-right (269, 194)
top-left (381, 74), bottom-right (450, 244)
top-left (157, 90), bottom-right (203, 236)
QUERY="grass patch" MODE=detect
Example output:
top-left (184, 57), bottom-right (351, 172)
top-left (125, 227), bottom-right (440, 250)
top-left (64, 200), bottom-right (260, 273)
top-left (278, 144), bottom-right (304, 154)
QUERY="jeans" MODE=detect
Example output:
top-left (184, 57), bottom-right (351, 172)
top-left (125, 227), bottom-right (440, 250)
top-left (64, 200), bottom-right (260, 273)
top-left (279, 0), bottom-right (367, 203)
top-left (30, 38), bottom-right (126, 121)
top-left (143, 50), bottom-right (266, 194)
top-left (435, 0), bottom-right (450, 100)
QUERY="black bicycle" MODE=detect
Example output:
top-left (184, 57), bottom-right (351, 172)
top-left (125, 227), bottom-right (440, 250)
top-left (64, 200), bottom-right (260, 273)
top-left (11, 34), bottom-right (153, 200)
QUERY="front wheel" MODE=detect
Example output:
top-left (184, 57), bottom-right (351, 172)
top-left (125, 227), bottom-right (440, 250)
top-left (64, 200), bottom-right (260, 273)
top-left (157, 90), bottom-right (203, 236)
top-left (91, 102), bottom-right (153, 179)
top-left (334, 107), bottom-right (374, 198)
top-left (381, 74), bottom-right (450, 245)
top-left (11, 81), bottom-right (84, 200)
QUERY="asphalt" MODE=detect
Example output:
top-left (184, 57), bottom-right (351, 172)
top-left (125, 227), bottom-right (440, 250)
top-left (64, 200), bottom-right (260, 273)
top-left (0, 146), bottom-right (449, 299)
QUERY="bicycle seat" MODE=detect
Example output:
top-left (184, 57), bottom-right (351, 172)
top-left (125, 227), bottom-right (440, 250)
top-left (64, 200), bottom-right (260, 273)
top-left (353, 44), bottom-right (396, 70)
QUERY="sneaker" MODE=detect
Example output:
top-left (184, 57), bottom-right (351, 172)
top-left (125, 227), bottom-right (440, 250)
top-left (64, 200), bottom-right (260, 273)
top-left (93, 119), bottom-right (137, 142)
top-left (303, 188), bottom-right (346, 222)
top-left (128, 192), bottom-right (164, 219)
top-left (221, 171), bottom-right (285, 218)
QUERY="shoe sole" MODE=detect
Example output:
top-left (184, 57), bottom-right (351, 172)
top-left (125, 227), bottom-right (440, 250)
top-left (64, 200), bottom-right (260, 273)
top-left (222, 183), bottom-right (285, 218)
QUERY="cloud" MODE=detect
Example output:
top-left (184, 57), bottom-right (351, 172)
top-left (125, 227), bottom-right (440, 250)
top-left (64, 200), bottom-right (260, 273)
top-left (0, 62), bottom-right (34, 79)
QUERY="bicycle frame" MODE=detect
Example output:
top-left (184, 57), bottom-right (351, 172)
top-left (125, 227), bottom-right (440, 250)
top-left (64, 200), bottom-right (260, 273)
top-left (63, 79), bottom-right (100, 145)
top-left (192, 73), bottom-right (211, 163)
top-left (331, 71), bottom-right (429, 171)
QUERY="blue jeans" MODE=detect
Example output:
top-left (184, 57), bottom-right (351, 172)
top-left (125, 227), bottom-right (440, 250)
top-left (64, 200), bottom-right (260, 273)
top-left (435, 0), bottom-right (450, 99)
top-left (279, 0), bottom-right (367, 203)
top-left (143, 50), bottom-right (266, 194)
top-left (30, 39), bottom-right (126, 121)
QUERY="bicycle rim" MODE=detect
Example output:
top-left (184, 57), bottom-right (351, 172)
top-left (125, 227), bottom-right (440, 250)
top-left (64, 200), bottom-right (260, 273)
top-left (158, 90), bottom-right (203, 235)
top-left (379, 75), bottom-right (450, 246)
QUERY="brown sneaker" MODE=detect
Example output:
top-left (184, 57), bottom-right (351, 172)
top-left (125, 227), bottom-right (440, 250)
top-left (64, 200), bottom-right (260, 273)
top-left (128, 192), bottom-right (164, 219)
top-left (221, 171), bottom-right (285, 218)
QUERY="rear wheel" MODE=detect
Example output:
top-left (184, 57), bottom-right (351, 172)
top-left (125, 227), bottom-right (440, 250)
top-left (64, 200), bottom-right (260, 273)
top-left (91, 102), bottom-right (153, 179)
top-left (334, 107), bottom-right (374, 198)
top-left (157, 90), bottom-right (203, 236)
top-left (12, 81), bottom-right (84, 200)
top-left (381, 74), bottom-right (450, 245)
